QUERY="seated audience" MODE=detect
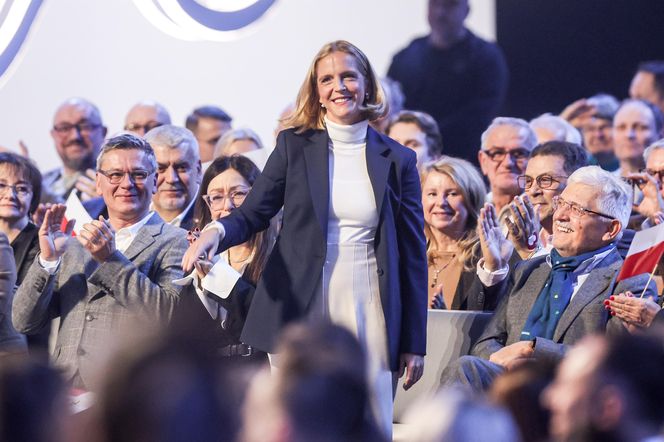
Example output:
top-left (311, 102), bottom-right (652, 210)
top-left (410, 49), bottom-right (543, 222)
top-left (241, 322), bottom-right (386, 442)
top-left (145, 125), bottom-right (201, 230)
top-left (420, 156), bottom-right (498, 310)
top-left (440, 166), bottom-right (656, 392)
top-left (529, 114), bottom-right (582, 145)
top-left (629, 138), bottom-right (664, 225)
top-left (0, 153), bottom-right (50, 353)
top-left (123, 101), bottom-right (171, 137)
top-left (629, 60), bottom-right (664, 116)
top-left (174, 155), bottom-right (275, 364)
top-left (478, 117), bottom-right (537, 214)
top-left (612, 99), bottom-right (663, 178)
top-left (400, 388), bottom-right (520, 442)
top-left (185, 106), bottom-right (233, 168)
top-left (543, 333), bottom-right (664, 442)
top-left (44, 98), bottom-right (107, 203)
top-left (567, 94), bottom-right (620, 171)
top-left (13, 134), bottom-right (188, 391)
top-left (507, 141), bottom-right (588, 259)
top-left (387, 110), bottom-right (443, 170)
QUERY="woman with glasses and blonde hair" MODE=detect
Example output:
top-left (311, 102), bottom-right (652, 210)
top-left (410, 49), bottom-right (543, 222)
top-left (175, 155), bottom-right (276, 365)
top-left (421, 156), bottom-right (503, 311)
top-left (183, 40), bottom-right (427, 436)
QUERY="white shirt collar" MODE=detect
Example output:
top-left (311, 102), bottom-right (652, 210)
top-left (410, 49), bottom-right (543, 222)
top-left (545, 245), bottom-right (615, 274)
top-left (114, 211), bottom-right (155, 253)
top-left (168, 197), bottom-right (197, 228)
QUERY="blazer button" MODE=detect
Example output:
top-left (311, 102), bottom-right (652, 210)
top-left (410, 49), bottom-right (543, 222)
top-left (85, 314), bottom-right (94, 322)
top-left (376, 268), bottom-right (384, 276)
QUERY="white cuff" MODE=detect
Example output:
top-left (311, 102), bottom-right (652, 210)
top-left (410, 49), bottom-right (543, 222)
top-left (38, 255), bottom-right (61, 274)
top-left (202, 220), bottom-right (225, 237)
top-left (476, 258), bottom-right (509, 287)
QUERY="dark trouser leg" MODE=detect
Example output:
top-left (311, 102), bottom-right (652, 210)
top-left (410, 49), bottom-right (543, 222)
top-left (440, 355), bottom-right (504, 392)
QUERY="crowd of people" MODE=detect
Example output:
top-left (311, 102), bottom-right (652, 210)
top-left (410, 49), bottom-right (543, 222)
top-left (2, 0), bottom-right (664, 441)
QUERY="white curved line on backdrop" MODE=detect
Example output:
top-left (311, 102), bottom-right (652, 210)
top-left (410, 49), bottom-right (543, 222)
top-left (0, 0), bottom-right (31, 52)
top-left (131, 0), bottom-right (199, 41)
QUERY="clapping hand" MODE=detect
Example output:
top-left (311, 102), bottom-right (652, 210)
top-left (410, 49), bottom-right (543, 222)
top-left (430, 284), bottom-right (446, 309)
top-left (605, 291), bottom-right (661, 334)
top-left (38, 204), bottom-right (75, 261)
top-left (631, 172), bottom-right (664, 223)
top-left (182, 227), bottom-right (222, 273)
top-left (77, 216), bottom-right (116, 262)
top-left (478, 203), bottom-right (514, 272)
top-left (505, 195), bottom-right (541, 259)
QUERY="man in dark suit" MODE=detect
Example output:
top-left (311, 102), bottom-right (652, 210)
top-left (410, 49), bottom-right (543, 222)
top-left (144, 125), bottom-right (201, 231)
top-left (13, 134), bottom-right (188, 390)
top-left (441, 166), bottom-right (657, 391)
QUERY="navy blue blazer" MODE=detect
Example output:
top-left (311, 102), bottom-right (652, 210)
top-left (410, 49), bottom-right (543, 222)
top-left (217, 126), bottom-right (428, 370)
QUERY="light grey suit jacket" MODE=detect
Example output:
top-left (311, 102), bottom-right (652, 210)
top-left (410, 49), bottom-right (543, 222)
top-left (471, 248), bottom-right (656, 363)
top-left (12, 213), bottom-right (188, 387)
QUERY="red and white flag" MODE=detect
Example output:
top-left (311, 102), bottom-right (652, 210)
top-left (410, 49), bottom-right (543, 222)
top-left (61, 192), bottom-right (93, 236)
top-left (617, 223), bottom-right (664, 281)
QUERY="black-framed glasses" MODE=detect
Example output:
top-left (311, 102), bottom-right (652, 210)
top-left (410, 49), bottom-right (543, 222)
top-left (98, 169), bottom-right (154, 184)
top-left (517, 174), bottom-right (568, 190)
top-left (52, 121), bottom-right (101, 134)
top-left (202, 189), bottom-right (250, 209)
top-left (124, 121), bottom-right (164, 134)
top-left (483, 148), bottom-right (530, 162)
top-left (0, 182), bottom-right (32, 196)
top-left (552, 195), bottom-right (615, 220)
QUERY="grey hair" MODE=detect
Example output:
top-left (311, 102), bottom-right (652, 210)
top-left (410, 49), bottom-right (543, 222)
top-left (56, 97), bottom-right (104, 124)
top-left (567, 166), bottom-right (632, 230)
top-left (127, 100), bottom-right (171, 124)
top-left (480, 117), bottom-right (538, 151)
top-left (530, 114), bottom-right (583, 144)
top-left (96, 133), bottom-right (157, 172)
top-left (144, 125), bottom-right (200, 162)
top-left (213, 128), bottom-right (264, 158)
top-left (643, 138), bottom-right (664, 163)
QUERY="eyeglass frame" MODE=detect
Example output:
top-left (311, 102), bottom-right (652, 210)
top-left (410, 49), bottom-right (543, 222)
top-left (517, 174), bottom-right (568, 190)
top-left (482, 147), bottom-right (531, 163)
top-left (97, 169), bottom-right (155, 185)
top-left (551, 195), bottom-right (615, 220)
top-left (643, 168), bottom-right (664, 183)
top-left (124, 121), bottom-right (164, 134)
top-left (52, 121), bottom-right (102, 135)
top-left (0, 182), bottom-right (33, 197)
top-left (202, 188), bottom-right (251, 209)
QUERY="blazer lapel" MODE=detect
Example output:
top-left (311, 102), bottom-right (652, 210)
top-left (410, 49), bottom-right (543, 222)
top-left (365, 128), bottom-right (391, 216)
top-left (303, 130), bottom-right (330, 241)
top-left (121, 214), bottom-right (161, 261)
top-left (553, 250), bottom-right (621, 341)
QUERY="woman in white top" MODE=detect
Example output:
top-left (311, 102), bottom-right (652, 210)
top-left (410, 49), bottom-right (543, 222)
top-left (182, 40), bottom-right (427, 436)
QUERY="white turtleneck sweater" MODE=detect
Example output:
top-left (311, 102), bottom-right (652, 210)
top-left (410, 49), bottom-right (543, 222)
top-left (325, 117), bottom-right (378, 245)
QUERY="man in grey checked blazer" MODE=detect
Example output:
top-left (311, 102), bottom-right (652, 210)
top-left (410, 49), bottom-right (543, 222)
top-left (13, 134), bottom-right (188, 390)
top-left (441, 166), bottom-right (657, 391)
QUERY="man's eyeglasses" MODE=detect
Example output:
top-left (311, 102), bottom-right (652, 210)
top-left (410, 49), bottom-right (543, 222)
top-left (98, 169), bottom-right (154, 184)
top-left (483, 148), bottom-right (530, 163)
top-left (0, 182), bottom-right (32, 196)
top-left (52, 122), bottom-right (101, 134)
top-left (202, 189), bottom-right (250, 209)
top-left (552, 195), bottom-right (615, 220)
top-left (124, 121), bottom-right (164, 134)
top-left (517, 174), bottom-right (567, 190)
top-left (644, 168), bottom-right (664, 183)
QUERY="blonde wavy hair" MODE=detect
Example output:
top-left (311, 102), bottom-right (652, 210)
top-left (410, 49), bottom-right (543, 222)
top-left (284, 40), bottom-right (388, 132)
top-left (421, 156), bottom-right (487, 271)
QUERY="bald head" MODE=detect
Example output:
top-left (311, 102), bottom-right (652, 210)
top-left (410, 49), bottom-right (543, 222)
top-left (124, 101), bottom-right (171, 137)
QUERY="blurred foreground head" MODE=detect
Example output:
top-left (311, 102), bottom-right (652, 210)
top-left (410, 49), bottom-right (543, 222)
top-left (242, 322), bottom-right (386, 442)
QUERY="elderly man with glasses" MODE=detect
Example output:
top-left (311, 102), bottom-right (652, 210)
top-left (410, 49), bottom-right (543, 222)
top-left (44, 98), bottom-right (108, 203)
top-left (477, 117), bottom-right (538, 215)
top-left (441, 166), bottom-right (656, 392)
top-left (13, 134), bottom-right (188, 391)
